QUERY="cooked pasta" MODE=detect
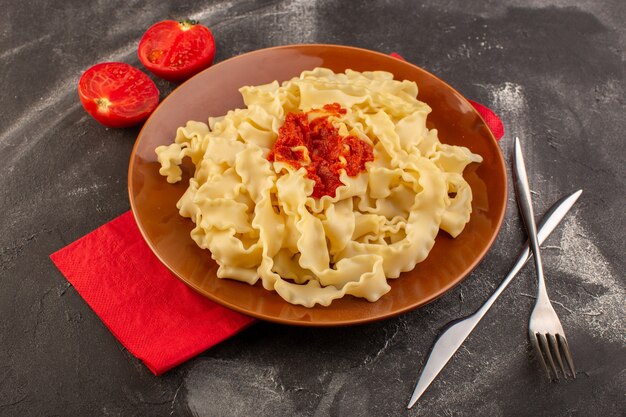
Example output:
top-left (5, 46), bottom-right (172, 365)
top-left (156, 68), bottom-right (482, 307)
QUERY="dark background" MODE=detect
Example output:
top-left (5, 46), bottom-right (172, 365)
top-left (1, 0), bottom-right (624, 416)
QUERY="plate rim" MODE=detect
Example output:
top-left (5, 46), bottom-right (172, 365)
top-left (128, 43), bottom-right (508, 326)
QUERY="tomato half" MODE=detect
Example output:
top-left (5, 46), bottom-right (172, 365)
top-left (138, 20), bottom-right (216, 82)
top-left (78, 62), bottom-right (159, 128)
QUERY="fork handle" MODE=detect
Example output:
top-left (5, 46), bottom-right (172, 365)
top-left (513, 138), bottom-right (547, 298)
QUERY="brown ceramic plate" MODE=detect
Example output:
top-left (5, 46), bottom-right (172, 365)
top-left (128, 44), bottom-right (507, 326)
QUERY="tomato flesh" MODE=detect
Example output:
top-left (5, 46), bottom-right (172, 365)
top-left (138, 20), bottom-right (215, 82)
top-left (78, 62), bottom-right (159, 128)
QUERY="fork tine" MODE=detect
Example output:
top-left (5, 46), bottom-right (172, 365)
top-left (530, 333), bottom-right (551, 379)
top-left (558, 335), bottom-right (576, 379)
top-left (548, 334), bottom-right (566, 379)
top-left (538, 333), bottom-right (558, 380)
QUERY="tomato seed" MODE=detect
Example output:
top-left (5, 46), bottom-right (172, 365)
top-left (148, 50), bottom-right (164, 63)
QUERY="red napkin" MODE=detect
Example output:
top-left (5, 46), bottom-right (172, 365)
top-left (50, 53), bottom-right (504, 376)
top-left (50, 212), bottom-right (254, 375)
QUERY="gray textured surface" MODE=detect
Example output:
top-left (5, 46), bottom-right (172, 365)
top-left (1, 0), bottom-right (625, 416)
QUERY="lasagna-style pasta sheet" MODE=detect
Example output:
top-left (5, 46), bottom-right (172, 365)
top-left (156, 68), bottom-right (482, 307)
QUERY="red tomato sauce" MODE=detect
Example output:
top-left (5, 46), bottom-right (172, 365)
top-left (268, 103), bottom-right (374, 199)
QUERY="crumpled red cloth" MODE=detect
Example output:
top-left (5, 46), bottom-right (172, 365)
top-left (50, 52), bottom-right (504, 376)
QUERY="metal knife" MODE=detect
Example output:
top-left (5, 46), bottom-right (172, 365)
top-left (407, 189), bottom-right (583, 409)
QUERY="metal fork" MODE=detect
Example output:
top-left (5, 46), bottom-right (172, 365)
top-left (406, 189), bottom-right (581, 409)
top-left (513, 137), bottom-right (576, 380)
